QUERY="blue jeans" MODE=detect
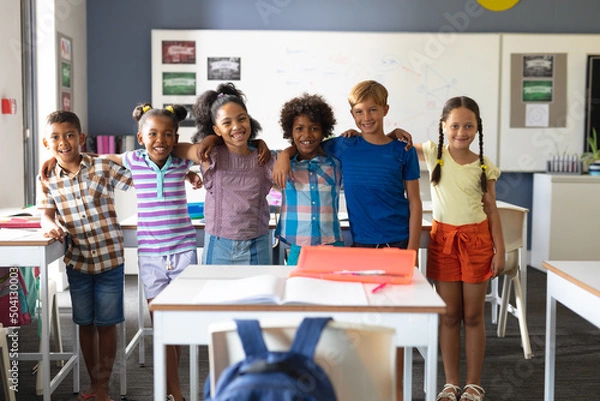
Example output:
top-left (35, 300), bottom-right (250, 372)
top-left (203, 233), bottom-right (272, 265)
top-left (66, 264), bottom-right (124, 326)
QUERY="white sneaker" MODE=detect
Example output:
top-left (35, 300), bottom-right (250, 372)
top-left (166, 395), bottom-right (175, 401)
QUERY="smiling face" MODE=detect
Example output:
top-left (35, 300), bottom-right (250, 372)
top-left (137, 115), bottom-right (178, 167)
top-left (292, 114), bottom-right (324, 160)
top-left (350, 96), bottom-right (389, 137)
top-left (212, 101), bottom-right (252, 154)
top-left (43, 122), bottom-right (85, 172)
top-left (443, 106), bottom-right (478, 152)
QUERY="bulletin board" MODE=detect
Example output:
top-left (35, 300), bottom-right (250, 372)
top-left (499, 34), bottom-right (600, 171)
top-left (151, 30), bottom-right (501, 164)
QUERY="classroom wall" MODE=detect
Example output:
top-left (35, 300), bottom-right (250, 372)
top-left (86, 0), bottom-right (600, 247)
top-left (87, 0), bottom-right (600, 137)
top-left (0, 0), bottom-right (25, 208)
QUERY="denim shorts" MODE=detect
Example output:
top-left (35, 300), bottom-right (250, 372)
top-left (203, 233), bottom-right (272, 265)
top-left (138, 249), bottom-right (198, 299)
top-left (66, 264), bottom-right (124, 326)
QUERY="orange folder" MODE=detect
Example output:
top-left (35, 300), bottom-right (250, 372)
top-left (289, 245), bottom-right (416, 284)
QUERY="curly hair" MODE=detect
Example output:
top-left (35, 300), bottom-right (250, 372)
top-left (132, 103), bottom-right (188, 131)
top-left (279, 93), bottom-right (337, 144)
top-left (431, 96), bottom-right (487, 193)
top-left (191, 82), bottom-right (261, 143)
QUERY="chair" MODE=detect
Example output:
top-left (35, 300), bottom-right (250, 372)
top-left (486, 207), bottom-right (533, 359)
top-left (208, 319), bottom-right (396, 401)
top-left (0, 323), bottom-right (17, 401)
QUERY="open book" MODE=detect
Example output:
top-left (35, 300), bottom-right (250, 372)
top-left (193, 274), bottom-right (368, 306)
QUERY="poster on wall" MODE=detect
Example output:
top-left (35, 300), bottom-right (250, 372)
top-left (162, 72), bottom-right (196, 95)
top-left (207, 57), bottom-right (241, 80)
top-left (510, 53), bottom-right (566, 128)
top-left (162, 40), bottom-right (196, 64)
top-left (57, 33), bottom-right (73, 111)
top-left (523, 55), bottom-right (553, 77)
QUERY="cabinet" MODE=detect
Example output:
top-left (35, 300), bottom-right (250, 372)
top-left (530, 173), bottom-right (600, 269)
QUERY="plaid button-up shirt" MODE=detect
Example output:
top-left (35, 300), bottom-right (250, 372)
top-left (275, 154), bottom-right (343, 246)
top-left (38, 154), bottom-right (133, 274)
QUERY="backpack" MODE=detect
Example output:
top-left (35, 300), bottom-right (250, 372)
top-left (204, 317), bottom-right (338, 401)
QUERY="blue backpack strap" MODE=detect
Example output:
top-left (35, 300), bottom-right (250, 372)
top-left (234, 319), bottom-right (269, 357)
top-left (290, 317), bottom-right (332, 358)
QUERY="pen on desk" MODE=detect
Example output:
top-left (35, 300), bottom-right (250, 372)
top-left (371, 282), bottom-right (388, 293)
top-left (332, 269), bottom-right (387, 276)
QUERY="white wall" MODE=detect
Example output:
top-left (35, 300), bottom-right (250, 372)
top-left (36, 0), bottom-right (87, 168)
top-left (0, 0), bottom-right (25, 208)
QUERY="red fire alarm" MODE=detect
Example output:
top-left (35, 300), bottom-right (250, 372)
top-left (2, 98), bottom-right (17, 115)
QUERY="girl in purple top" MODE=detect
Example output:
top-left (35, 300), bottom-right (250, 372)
top-left (176, 82), bottom-right (274, 265)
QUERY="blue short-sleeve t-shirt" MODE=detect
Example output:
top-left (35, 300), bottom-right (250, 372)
top-left (322, 136), bottom-right (420, 244)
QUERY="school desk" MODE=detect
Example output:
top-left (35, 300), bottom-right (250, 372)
top-left (118, 215), bottom-right (432, 380)
top-left (148, 265), bottom-right (446, 401)
top-left (541, 260), bottom-right (600, 401)
top-left (0, 230), bottom-right (77, 401)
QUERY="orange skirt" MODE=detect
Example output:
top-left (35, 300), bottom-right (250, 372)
top-left (426, 219), bottom-right (494, 284)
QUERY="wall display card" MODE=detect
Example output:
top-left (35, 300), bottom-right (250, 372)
top-left (57, 33), bottom-right (73, 110)
top-left (207, 57), bottom-right (241, 81)
top-left (162, 72), bottom-right (196, 96)
top-left (162, 40), bottom-right (196, 64)
top-left (525, 103), bottom-right (549, 127)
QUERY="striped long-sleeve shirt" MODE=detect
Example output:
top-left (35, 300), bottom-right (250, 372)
top-left (123, 150), bottom-right (197, 257)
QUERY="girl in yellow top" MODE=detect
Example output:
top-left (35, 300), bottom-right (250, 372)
top-left (402, 96), bottom-right (504, 401)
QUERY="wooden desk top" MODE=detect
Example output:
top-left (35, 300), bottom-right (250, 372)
top-left (0, 229), bottom-right (57, 246)
top-left (149, 265), bottom-right (446, 314)
top-left (542, 260), bottom-right (600, 298)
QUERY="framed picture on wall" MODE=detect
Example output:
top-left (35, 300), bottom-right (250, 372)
top-left (207, 57), bottom-right (241, 80)
top-left (57, 32), bottom-right (73, 110)
top-left (162, 72), bottom-right (196, 95)
top-left (162, 40), bottom-right (196, 64)
top-left (523, 55), bottom-right (554, 77)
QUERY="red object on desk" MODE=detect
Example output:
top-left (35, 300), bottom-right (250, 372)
top-left (0, 217), bottom-right (41, 229)
top-left (289, 246), bottom-right (416, 284)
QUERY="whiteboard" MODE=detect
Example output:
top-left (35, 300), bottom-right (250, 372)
top-left (499, 34), bottom-right (600, 171)
top-left (152, 30), bottom-right (500, 165)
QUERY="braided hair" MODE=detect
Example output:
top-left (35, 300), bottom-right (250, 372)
top-left (431, 96), bottom-right (487, 193)
top-left (132, 103), bottom-right (188, 130)
top-left (191, 82), bottom-right (262, 143)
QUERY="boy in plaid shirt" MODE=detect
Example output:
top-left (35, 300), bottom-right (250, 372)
top-left (38, 110), bottom-right (132, 401)
top-left (274, 94), bottom-right (344, 265)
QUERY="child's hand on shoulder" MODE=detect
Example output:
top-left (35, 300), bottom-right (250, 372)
top-left (387, 128), bottom-right (414, 150)
top-left (254, 139), bottom-right (271, 166)
top-left (340, 129), bottom-right (361, 138)
top-left (39, 157), bottom-right (58, 181)
top-left (186, 171), bottom-right (203, 190)
top-left (273, 151), bottom-right (294, 188)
